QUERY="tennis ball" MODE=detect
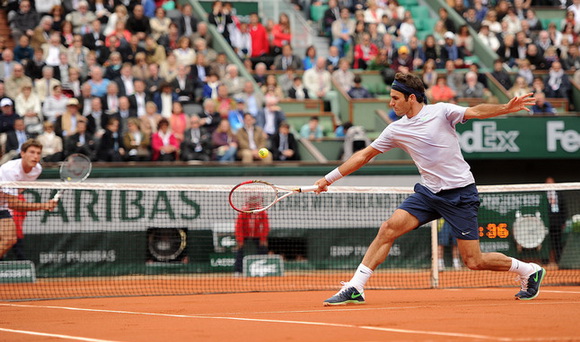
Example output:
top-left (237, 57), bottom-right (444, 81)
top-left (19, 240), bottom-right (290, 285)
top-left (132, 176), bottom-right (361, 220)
top-left (67, 177), bottom-right (72, 181)
top-left (258, 148), bottom-right (270, 159)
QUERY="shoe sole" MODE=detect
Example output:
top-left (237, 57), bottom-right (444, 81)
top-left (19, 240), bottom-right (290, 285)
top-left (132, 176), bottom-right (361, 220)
top-left (323, 300), bottom-right (366, 306)
top-left (516, 267), bottom-right (546, 301)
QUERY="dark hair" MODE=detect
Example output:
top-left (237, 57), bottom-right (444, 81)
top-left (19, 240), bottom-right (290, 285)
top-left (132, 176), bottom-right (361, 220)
top-left (157, 118), bottom-right (169, 129)
top-left (21, 139), bottom-right (43, 152)
top-left (342, 121), bottom-right (353, 131)
top-left (353, 75), bottom-right (362, 84)
top-left (394, 72), bottom-right (426, 103)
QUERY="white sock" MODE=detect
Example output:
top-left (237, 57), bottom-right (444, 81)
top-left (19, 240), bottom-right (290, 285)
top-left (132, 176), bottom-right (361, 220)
top-left (509, 258), bottom-right (536, 276)
top-left (453, 258), bottom-right (461, 269)
top-left (348, 264), bottom-right (373, 292)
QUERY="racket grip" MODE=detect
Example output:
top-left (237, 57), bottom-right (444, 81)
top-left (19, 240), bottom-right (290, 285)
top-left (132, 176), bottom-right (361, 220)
top-left (300, 186), bottom-right (319, 193)
top-left (53, 190), bottom-right (62, 201)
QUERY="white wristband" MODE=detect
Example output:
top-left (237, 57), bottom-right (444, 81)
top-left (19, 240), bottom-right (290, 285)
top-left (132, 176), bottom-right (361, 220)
top-left (324, 168), bottom-right (343, 184)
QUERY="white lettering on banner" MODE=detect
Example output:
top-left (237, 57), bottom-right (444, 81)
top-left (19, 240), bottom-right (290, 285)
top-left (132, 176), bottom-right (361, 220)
top-left (330, 244), bottom-right (400, 257)
top-left (480, 194), bottom-right (541, 215)
top-left (210, 257), bottom-right (235, 267)
top-left (480, 241), bottom-right (510, 252)
top-left (39, 250), bottom-right (116, 264)
top-left (459, 122), bottom-right (519, 153)
top-left (547, 121), bottom-right (580, 153)
top-left (0, 270), bottom-right (33, 278)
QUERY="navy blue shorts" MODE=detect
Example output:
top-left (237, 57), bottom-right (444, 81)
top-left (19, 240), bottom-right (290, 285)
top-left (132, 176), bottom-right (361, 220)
top-left (399, 183), bottom-right (480, 240)
top-left (0, 210), bottom-right (12, 219)
top-left (438, 221), bottom-right (457, 246)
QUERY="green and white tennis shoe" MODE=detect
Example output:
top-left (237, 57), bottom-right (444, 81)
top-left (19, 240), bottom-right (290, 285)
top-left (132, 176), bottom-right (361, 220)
top-left (515, 263), bottom-right (546, 300)
top-left (323, 282), bottom-right (366, 306)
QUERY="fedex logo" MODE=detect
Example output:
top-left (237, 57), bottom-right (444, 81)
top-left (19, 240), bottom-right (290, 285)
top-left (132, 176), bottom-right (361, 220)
top-left (459, 122), bottom-right (519, 153)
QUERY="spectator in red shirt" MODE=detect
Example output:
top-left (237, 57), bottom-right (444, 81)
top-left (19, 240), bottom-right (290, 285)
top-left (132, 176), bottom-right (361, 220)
top-left (234, 196), bottom-right (270, 275)
top-left (353, 32), bottom-right (378, 70)
top-left (427, 75), bottom-right (457, 103)
top-left (151, 118), bottom-right (180, 161)
top-left (270, 13), bottom-right (292, 55)
top-left (248, 12), bottom-right (269, 58)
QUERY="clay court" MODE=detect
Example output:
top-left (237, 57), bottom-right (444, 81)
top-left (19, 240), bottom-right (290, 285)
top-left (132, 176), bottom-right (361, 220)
top-left (1, 286), bottom-right (579, 342)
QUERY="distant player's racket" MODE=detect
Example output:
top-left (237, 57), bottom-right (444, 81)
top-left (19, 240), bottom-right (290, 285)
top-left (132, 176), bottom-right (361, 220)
top-left (229, 180), bottom-right (318, 213)
top-left (53, 153), bottom-right (92, 201)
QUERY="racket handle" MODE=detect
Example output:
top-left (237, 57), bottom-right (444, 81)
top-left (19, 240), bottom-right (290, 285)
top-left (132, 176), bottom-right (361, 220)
top-left (53, 190), bottom-right (62, 201)
top-left (299, 186), bottom-right (319, 193)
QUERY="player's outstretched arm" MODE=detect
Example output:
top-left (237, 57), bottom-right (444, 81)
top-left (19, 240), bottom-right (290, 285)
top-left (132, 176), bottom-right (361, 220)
top-left (464, 93), bottom-right (536, 120)
top-left (6, 195), bottom-right (58, 212)
top-left (315, 145), bottom-right (382, 193)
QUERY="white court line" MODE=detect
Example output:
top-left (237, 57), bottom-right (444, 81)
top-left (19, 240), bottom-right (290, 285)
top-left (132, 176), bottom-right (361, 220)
top-left (542, 290), bottom-right (580, 294)
top-left (0, 327), bottom-right (121, 342)
top-left (0, 303), bottom-right (510, 341)
top-left (475, 288), bottom-right (580, 294)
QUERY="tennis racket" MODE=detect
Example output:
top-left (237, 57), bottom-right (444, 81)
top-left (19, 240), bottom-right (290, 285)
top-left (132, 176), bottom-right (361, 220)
top-left (53, 153), bottom-right (92, 201)
top-left (229, 180), bottom-right (318, 213)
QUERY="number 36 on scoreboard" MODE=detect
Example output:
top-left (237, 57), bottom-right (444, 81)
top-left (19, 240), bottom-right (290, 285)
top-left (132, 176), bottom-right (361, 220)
top-left (479, 223), bottom-right (510, 239)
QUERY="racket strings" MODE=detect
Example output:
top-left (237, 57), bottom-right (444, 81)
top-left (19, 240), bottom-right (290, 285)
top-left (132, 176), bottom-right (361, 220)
top-left (61, 156), bottom-right (91, 181)
top-left (230, 183), bottom-right (277, 211)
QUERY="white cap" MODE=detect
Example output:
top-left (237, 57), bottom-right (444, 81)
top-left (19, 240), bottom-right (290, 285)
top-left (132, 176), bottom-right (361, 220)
top-left (444, 31), bottom-right (455, 40)
top-left (0, 98), bottom-right (13, 106)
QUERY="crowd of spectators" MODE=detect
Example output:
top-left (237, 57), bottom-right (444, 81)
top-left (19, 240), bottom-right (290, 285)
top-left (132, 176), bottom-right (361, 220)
top-left (0, 0), bottom-right (307, 164)
top-left (0, 0), bottom-right (576, 166)
top-left (298, 0), bottom-right (579, 110)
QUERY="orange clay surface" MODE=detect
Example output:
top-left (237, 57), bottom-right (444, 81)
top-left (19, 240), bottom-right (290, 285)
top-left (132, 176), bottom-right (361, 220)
top-left (1, 286), bottom-right (579, 342)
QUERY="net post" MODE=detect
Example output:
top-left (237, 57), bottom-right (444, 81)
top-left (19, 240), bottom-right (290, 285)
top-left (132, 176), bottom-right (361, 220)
top-left (430, 219), bottom-right (439, 289)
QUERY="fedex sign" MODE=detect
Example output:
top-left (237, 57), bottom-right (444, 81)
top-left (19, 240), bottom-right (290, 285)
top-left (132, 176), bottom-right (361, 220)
top-left (547, 121), bottom-right (580, 153)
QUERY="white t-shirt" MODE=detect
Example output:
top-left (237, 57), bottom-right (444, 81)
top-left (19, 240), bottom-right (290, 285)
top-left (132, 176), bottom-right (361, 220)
top-left (0, 159), bottom-right (42, 211)
top-left (370, 103), bottom-right (475, 193)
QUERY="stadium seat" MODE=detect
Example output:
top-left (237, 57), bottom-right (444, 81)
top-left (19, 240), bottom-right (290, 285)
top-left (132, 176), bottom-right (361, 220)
top-left (416, 30), bottom-right (431, 42)
top-left (464, 56), bottom-right (480, 66)
top-left (399, 0), bottom-right (419, 6)
top-left (410, 6), bottom-right (430, 20)
top-left (310, 5), bottom-right (328, 22)
top-left (541, 18), bottom-right (563, 30)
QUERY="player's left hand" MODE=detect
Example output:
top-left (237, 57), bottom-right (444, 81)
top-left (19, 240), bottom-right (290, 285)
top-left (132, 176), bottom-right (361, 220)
top-left (507, 93), bottom-right (536, 112)
top-left (45, 200), bottom-right (58, 211)
top-left (314, 178), bottom-right (329, 194)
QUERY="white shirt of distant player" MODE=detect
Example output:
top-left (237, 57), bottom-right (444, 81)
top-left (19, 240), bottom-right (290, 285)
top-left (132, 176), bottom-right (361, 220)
top-left (0, 159), bottom-right (42, 211)
top-left (370, 102), bottom-right (475, 193)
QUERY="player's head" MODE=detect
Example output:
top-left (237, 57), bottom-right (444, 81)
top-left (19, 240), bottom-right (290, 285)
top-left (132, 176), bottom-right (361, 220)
top-left (391, 73), bottom-right (426, 104)
top-left (389, 73), bottom-right (427, 117)
top-left (20, 139), bottom-right (43, 168)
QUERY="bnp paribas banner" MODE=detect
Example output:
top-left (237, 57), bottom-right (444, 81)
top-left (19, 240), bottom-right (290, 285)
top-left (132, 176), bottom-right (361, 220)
top-left (456, 117), bottom-right (579, 159)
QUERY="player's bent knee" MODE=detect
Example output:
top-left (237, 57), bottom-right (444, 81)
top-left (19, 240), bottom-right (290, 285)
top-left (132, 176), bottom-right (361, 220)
top-left (376, 223), bottom-right (398, 243)
top-left (0, 236), bottom-right (17, 250)
top-left (464, 258), bottom-right (484, 270)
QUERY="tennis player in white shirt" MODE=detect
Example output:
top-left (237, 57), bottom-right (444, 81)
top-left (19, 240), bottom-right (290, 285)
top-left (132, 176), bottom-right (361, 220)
top-left (0, 139), bottom-right (58, 259)
top-left (315, 72), bottom-right (543, 305)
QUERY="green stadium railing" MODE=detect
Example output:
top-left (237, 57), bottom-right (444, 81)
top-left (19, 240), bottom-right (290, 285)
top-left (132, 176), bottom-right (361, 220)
top-left (286, 112), bottom-right (338, 136)
top-left (278, 99), bottom-right (324, 115)
top-left (331, 76), bottom-right (391, 133)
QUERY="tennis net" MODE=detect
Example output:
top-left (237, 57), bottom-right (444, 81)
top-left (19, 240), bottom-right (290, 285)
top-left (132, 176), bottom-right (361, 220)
top-left (1, 181), bottom-right (579, 301)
